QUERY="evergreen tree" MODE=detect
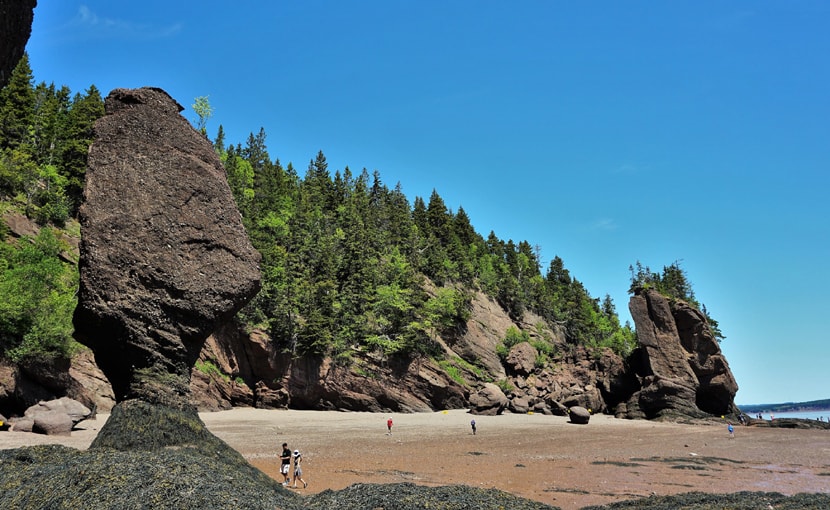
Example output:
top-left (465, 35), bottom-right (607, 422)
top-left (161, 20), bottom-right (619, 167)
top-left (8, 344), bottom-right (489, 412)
top-left (60, 85), bottom-right (104, 212)
top-left (0, 53), bottom-right (35, 152)
top-left (213, 124), bottom-right (226, 155)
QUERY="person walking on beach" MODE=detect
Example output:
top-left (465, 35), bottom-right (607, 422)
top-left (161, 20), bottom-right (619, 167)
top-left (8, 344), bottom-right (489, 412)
top-left (387, 417), bottom-right (393, 435)
top-left (727, 423), bottom-right (734, 439)
top-left (470, 419), bottom-right (477, 435)
top-left (292, 449), bottom-right (308, 488)
top-left (280, 442), bottom-right (292, 485)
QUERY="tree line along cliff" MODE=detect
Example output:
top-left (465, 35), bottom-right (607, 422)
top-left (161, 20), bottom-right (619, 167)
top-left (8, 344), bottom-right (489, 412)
top-left (1, 59), bottom-right (736, 419)
top-left (0, 57), bottom-right (636, 369)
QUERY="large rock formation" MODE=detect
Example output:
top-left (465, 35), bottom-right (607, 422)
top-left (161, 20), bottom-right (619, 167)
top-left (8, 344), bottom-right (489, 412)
top-left (193, 322), bottom-right (469, 412)
top-left (73, 87), bottom-right (261, 410)
top-left (622, 289), bottom-right (739, 419)
top-left (0, 0), bottom-right (36, 88)
top-left (189, 290), bottom-right (633, 417)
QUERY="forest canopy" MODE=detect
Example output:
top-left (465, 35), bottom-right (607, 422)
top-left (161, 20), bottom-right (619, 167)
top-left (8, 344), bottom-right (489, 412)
top-left (0, 58), bottom-right (646, 365)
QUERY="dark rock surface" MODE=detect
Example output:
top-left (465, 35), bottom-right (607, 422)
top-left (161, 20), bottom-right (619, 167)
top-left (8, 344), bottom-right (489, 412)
top-left (568, 405), bottom-right (591, 424)
top-left (0, 0), bottom-right (36, 88)
top-left (73, 87), bottom-right (261, 409)
top-left (623, 289), bottom-right (739, 420)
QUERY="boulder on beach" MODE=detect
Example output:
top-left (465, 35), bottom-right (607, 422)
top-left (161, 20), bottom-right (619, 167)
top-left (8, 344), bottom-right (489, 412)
top-left (18, 397), bottom-right (92, 435)
top-left (568, 406), bottom-right (591, 424)
top-left (469, 382), bottom-right (508, 415)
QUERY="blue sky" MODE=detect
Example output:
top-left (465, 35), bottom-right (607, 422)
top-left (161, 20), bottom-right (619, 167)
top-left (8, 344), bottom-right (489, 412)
top-left (25, 2), bottom-right (829, 406)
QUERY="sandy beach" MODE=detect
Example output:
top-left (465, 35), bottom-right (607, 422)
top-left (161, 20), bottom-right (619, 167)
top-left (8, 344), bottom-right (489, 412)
top-left (2, 408), bottom-right (828, 509)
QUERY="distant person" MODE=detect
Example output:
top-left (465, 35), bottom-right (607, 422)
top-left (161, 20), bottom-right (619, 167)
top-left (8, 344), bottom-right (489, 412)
top-left (470, 419), bottom-right (477, 435)
top-left (292, 449), bottom-right (308, 488)
top-left (727, 423), bottom-right (734, 439)
top-left (280, 442), bottom-right (292, 486)
top-left (387, 417), bottom-right (393, 435)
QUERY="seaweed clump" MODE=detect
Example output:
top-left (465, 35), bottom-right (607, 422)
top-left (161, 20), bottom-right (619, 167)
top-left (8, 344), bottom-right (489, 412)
top-left (581, 491), bottom-right (830, 509)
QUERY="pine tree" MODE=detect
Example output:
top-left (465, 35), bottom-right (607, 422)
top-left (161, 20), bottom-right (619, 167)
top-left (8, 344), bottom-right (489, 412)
top-left (60, 85), bottom-right (104, 212)
top-left (0, 53), bottom-right (35, 152)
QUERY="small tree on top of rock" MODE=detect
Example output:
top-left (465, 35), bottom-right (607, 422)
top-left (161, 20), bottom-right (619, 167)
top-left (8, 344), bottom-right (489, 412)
top-left (628, 260), bottom-right (725, 342)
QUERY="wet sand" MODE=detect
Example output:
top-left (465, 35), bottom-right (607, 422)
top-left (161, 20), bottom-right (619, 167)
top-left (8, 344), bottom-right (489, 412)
top-left (2, 408), bottom-right (828, 509)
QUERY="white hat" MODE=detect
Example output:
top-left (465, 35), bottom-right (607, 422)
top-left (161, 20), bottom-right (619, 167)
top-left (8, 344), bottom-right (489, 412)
top-left (293, 450), bottom-right (300, 456)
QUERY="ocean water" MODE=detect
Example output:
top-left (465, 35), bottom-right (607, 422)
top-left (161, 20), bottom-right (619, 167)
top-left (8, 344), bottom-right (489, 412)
top-left (748, 410), bottom-right (829, 421)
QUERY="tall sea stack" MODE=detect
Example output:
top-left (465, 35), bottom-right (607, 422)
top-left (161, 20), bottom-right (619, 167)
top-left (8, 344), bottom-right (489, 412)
top-left (73, 87), bottom-right (260, 447)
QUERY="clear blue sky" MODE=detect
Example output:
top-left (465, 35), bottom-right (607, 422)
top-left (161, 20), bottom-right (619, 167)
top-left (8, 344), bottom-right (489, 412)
top-left (26, 2), bottom-right (829, 406)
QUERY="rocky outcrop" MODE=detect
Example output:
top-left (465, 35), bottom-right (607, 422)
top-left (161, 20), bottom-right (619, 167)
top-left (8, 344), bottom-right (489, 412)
top-left (622, 289), bottom-right (739, 420)
top-left (73, 87), bottom-right (261, 410)
top-left (451, 291), bottom-right (512, 378)
top-left (193, 322), bottom-right (467, 412)
top-left (0, 0), bottom-right (36, 88)
top-left (187, 292), bottom-right (630, 417)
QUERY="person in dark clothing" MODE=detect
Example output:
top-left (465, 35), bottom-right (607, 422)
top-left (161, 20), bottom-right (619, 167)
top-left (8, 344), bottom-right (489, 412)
top-left (280, 443), bottom-right (292, 485)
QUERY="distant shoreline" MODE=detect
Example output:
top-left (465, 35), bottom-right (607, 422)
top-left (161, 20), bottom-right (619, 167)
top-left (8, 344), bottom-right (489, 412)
top-left (747, 410), bottom-right (830, 421)
top-left (737, 399), bottom-right (830, 414)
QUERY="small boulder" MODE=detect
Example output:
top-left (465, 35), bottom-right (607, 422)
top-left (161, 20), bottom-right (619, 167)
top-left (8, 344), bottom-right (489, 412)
top-left (509, 396), bottom-right (530, 414)
top-left (11, 417), bottom-right (33, 432)
top-left (21, 397), bottom-right (92, 435)
top-left (568, 406), bottom-right (591, 424)
top-left (469, 383), bottom-right (508, 416)
top-left (25, 397), bottom-right (92, 426)
top-left (32, 410), bottom-right (73, 436)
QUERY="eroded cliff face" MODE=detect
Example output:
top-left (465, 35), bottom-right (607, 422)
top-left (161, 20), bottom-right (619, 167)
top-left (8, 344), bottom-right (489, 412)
top-left (189, 289), bottom-right (637, 418)
top-left (621, 289), bottom-right (739, 420)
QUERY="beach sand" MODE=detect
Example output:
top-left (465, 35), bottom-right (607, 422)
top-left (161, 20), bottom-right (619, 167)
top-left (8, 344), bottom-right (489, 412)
top-left (2, 408), bottom-right (828, 509)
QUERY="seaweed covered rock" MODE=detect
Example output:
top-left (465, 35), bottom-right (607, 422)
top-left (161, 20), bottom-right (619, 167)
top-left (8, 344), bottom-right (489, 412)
top-left (579, 491), bottom-right (830, 510)
top-left (0, 444), bottom-right (294, 510)
top-left (302, 483), bottom-right (558, 510)
top-left (72, 87), bottom-right (261, 409)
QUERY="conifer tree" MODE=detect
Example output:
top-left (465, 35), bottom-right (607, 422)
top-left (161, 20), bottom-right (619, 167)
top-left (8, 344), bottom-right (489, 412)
top-left (0, 53), bottom-right (35, 152)
top-left (60, 85), bottom-right (103, 211)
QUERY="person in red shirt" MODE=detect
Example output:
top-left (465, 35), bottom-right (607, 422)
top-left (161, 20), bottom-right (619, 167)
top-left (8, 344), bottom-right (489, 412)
top-left (387, 417), bottom-right (393, 435)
